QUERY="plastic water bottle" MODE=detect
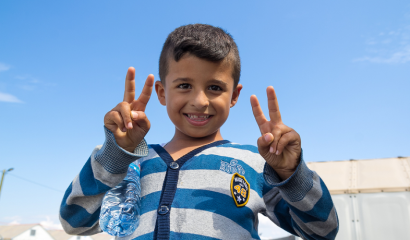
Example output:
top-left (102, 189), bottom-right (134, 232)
top-left (99, 162), bottom-right (141, 237)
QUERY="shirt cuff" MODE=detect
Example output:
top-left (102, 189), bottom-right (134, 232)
top-left (94, 126), bottom-right (149, 174)
top-left (263, 150), bottom-right (314, 202)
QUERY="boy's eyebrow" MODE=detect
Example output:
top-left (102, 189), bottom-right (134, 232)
top-left (172, 77), bottom-right (193, 83)
top-left (172, 78), bottom-right (228, 86)
top-left (208, 79), bottom-right (228, 86)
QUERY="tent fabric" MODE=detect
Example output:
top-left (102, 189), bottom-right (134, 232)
top-left (307, 157), bottom-right (410, 194)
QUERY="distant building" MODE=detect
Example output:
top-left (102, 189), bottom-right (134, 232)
top-left (0, 224), bottom-right (54, 240)
top-left (0, 225), bottom-right (113, 240)
top-left (48, 230), bottom-right (113, 240)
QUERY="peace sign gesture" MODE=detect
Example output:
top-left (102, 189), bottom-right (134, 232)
top-left (104, 67), bottom-right (154, 152)
top-left (251, 86), bottom-right (301, 180)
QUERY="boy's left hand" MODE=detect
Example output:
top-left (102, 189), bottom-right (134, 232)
top-left (251, 86), bottom-right (301, 181)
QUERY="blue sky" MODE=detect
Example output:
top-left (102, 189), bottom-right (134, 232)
top-left (1, 0), bottom-right (409, 238)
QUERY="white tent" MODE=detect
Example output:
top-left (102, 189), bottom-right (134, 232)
top-left (304, 156), bottom-right (410, 240)
top-left (260, 156), bottom-right (410, 240)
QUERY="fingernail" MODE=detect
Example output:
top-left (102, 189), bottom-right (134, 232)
top-left (122, 128), bottom-right (127, 132)
top-left (264, 134), bottom-right (271, 142)
top-left (276, 150), bottom-right (280, 155)
top-left (269, 147), bottom-right (274, 153)
top-left (131, 111), bottom-right (138, 119)
top-left (127, 122), bottom-right (133, 129)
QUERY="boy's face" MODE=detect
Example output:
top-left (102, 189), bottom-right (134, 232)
top-left (155, 54), bottom-right (242, 139)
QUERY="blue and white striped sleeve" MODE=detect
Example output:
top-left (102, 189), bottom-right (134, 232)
top-left (59, 126), bottom-right (149, 235)
top-left (262, 152), bottom-right (339, 240)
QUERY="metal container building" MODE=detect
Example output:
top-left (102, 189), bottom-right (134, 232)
top-left (261, 156), bottom-right (410, 240)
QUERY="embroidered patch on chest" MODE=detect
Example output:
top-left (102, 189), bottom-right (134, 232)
top-left (220, 159), bottom-right (245, 175)
top-left (230, 173), bottom-right (250, 207)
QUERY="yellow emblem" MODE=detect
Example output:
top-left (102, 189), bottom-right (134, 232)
top-left (230, 173), bottom-right (250, 207)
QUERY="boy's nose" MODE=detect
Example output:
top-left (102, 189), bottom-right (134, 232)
top-left (191, 90), bottom-right (209, 109)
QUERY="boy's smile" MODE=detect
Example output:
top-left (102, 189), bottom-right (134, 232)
top-left (155, 54), bottom-right (242, 140)
top-left (184, 113), bottom-right (212, 126)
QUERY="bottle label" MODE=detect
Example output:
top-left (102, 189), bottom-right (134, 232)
top-left (129, 162), bottom-right (141, 175)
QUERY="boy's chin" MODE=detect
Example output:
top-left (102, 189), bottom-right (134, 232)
top-left (177, 128), bottom-right (221, 140)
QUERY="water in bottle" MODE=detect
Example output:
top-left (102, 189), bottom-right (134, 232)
top-left (99, 162), bottom-right (141, 237)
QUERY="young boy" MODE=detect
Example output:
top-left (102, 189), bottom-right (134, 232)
top-left (60, 24), bottom-right (338, 240)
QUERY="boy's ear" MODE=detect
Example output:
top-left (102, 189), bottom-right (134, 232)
top-left (155, 80), bottom-right (166, 106)
top-left (230, 84), bottom-right (243, 108)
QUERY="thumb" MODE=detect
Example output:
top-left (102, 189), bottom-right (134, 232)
top-left (257, 133), bottom-right (274, 156)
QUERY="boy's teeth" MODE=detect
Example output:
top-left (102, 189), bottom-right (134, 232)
top-left (187, 114), bottom-right (209, 119)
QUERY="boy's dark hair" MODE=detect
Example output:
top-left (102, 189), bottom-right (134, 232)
top-left (159, 24), bottom-right (241, 87)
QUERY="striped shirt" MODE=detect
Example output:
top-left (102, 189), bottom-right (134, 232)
top-left (59, 127), bottom-right (338, 239)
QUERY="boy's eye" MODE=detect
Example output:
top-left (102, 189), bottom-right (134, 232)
top-left (208, 85), bottom-right (223, 91)
top-left (177, 83), bottom-right (191, 89)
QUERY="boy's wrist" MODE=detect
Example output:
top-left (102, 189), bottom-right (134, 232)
top-left (265, 151), bottom-right (301, 181)
top-left (94, 126), bottom-right (149, 174)
top-left (274, 168), bottom-right (297, 181)
top-left (263, 150), bottom-right (315, 202)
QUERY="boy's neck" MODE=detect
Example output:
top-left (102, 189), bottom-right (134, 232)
top-left (164, 128), bottom-right (224, 160)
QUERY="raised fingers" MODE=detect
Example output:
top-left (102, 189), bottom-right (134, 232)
top-left (132, 74), bottom-right (155, 111)
top-left (266, 86), bottom-right (282, 124)
top-left (250, 95), bottom-right (269, 133)
top-left (123, 67), bottom-right (136, 103)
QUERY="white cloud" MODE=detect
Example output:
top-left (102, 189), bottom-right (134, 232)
top-left (15, 74), bottom-right (55, 89)
top-left (15, 75), bottom-right (39, 83)
top-left (1, 216), bottom-right (23, 225)
top-left (18, 84), bottom-right (36, 91)
top-left (0, 62), bottom-right (11, 72)
top-left (30, 79), bottom-right (40, 84)
top-left (40, 216), bottom-right (63, 230)
top-left (8, 220), bottom-right (21, 225)
top-left (0, 92), bottom-right (24, 103)
top-left (354, 46), bottom-right (410, 64)
top-left (355, 21), bottom-right (410, 64)
top-left (15, 75), bottom-right (29, 80)
top-left (1, 215), bottom-right (62, 230)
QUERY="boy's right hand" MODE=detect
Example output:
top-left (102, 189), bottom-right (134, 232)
top-left (104, 67), bottom-right (154, 153)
